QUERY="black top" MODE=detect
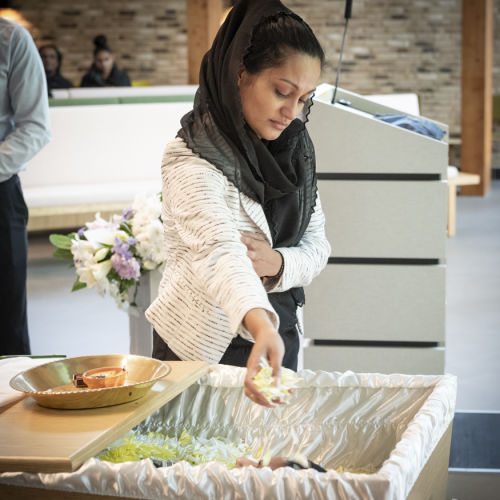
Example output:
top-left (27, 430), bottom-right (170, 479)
top-left (47, 72), bottom-right (73, 90)
top-left (80, 64), bottom-right (130, 87)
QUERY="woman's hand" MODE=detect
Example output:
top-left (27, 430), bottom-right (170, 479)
top-left (243, 308), bottom-right (284, 408)
top-left (241, 231), bottom-right (282, 278)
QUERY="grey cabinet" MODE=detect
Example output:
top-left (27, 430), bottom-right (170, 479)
top-left (305, 84), bottom-right (448, 374)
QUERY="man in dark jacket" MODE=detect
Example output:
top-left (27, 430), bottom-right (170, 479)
top-left (39, 44), bottom-right (73, 96)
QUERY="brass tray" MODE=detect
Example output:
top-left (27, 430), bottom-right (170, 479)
top-left (9, 354), bottom-right (170, 410)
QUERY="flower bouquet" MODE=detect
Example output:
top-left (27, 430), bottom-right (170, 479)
top-left (50, 194), bottom-right (165, 308)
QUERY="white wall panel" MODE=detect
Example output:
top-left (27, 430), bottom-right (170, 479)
top-left (304, 264), bottom-right (445, 342)
top-left (304, 345), bottom-right (445, 375)
top-left (318, 180), bottom-right (447, 259)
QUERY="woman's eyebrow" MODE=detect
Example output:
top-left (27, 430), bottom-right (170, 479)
top-left (279, 78), bottom-right (316, 95)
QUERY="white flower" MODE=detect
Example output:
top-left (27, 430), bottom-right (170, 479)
top-left (131, 194), bottom-right (162, 237)
top-left (71, 239), bottom-right (95, 263)
top-left (91, 260), bottom-right (113, 282)
top-left (135, 219), bottom-right (165, 268)
top-left (75, 264), bottom-right (97, 287)
top-left (111, 213), bottom-right (125, 225)
top-left (142, 260), bottom-right (158, 271)
top-left (57, 192), bottom-right (165, 309)
top-left (84, 227), bottom-right (119, 247)
top-left (85, 213), bottom-right (114, 230)
top-left (94, 247), bottom-right (109, 262)
top-left (75, 259), bottom-right (112, 288)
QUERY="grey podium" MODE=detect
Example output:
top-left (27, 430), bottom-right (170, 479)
top-left (305, 84), bottom-right (448, 375)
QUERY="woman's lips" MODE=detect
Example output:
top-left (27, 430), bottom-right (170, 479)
top-left (270, 120), bottom-right (288, 131)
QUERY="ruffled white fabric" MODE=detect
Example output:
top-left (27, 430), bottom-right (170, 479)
top-left (0, 365), bottom-right (456, 499)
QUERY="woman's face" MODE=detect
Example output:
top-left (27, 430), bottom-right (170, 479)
top-left (40, 47), bottom-right (59, 75)
top-left (238, 52), bottom-right (321, 140)
top-left (94, 50), bottom-right (114, 76)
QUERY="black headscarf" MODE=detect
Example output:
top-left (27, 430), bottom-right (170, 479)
top-left (178, 0), bottom-right (318, 333)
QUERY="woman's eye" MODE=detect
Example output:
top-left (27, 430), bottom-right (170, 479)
top-left (275, 89), bottom-right (307, 105)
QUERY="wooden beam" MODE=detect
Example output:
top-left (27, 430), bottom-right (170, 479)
top-left (186, 0), bottom-right (224, 85)
top-left (460, 0), bottom-right (493, 196)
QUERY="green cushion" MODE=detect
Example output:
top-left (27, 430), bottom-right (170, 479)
top-left (49, 95), bottom-right (195, 107)
top-left (49, 97), bottom-right (121, 107)
top-left (118, 95), bottom-right (195, 104)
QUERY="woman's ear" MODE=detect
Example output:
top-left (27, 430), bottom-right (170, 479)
top-left (237, 65), bottom-right (245, 86)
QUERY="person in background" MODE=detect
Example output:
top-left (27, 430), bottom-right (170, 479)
top-left (145, 0), bottom-right (330, 407)
top-left (80, 35), bottom-right (130, 87)
top-left (0, 17), bottom-right (50, 355)
top-left (39, 44), bottom-right (73, 96)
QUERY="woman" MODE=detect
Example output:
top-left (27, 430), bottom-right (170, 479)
top-left (146, 0), bottom-right (330, 407)
top-left (80, 35), bottom-right (130, 87)
top-left (39, 44), bottom-right (73, 95)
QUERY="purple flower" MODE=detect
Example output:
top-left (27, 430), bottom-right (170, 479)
top-left (112, 237), bottom-right (133, 260)
top-left (111, 254), bottom-right (140, 280)
top-left (122, 208), bottom-right (133, 220)
top-left (77, 227), bottom-right (85, 237)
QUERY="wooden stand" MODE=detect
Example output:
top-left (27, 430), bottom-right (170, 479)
top-left (128, 271), bottom-right (161, 357)
top-left (448, 172), bottom-right (481, 237)
top-left (460, 0), bottom-right (493, 196)
top-left (407, 422), bottom-right (453, 500)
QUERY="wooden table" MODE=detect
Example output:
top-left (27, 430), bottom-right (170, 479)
top-left (0, 360), bottom-right (209, 473)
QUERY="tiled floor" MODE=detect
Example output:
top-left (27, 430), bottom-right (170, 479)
top-left (25, 180), bottom-right (500, 412)
top-left (26, 245), bottom-right (130, 358)
top-left (445, 180), bottom-right (500, 411)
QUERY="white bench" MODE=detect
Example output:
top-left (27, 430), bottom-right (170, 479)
top-left (21, 87), bottom-right (196, 231)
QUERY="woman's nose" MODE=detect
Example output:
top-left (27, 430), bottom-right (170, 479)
top-left (282, 101), bottom-right (299, 120)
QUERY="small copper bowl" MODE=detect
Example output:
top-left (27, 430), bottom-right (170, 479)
top-left (82, 366), bottom-right (127, 389)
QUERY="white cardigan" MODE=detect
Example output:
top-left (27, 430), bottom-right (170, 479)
top-left (145, 138), bottom-right (331, 363)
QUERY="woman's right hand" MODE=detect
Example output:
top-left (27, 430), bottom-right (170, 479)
top-left (243, 308), bottom-right (284, 407)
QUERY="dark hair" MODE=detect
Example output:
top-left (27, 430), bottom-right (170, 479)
top-left (93, 34), bottom-right (111, 56)
top-left (243, 13), bottom-right (325, 75)
top-left (39, 44), bottom-right (63, 67)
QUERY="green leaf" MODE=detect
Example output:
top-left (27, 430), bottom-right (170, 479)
top-left (49, 234), bottom-right (73, 249)
top-left (107, 269), bottom-right (121, 281)
top-left (119, 221), bottom-right (133, 234)
top-left (52, 248), bottom-right (73, 260)
top-left (71, 278), bottom-right (87, 292)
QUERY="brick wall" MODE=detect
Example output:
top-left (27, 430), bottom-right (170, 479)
top-left (290, 0), bottom-right (462, 140)
top-left (11, 0), bottom-right (500, 144)
top-left (18, 0), bottom-right (189, 86)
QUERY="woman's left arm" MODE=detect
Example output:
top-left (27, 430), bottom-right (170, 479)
top-left (242, 192), bottom-right (331, 292)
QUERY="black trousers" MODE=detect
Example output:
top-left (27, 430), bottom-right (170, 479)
top-left (153, 324), bottom-right (300, 371)
top-left (0, 175), bottom-right (31, 355)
